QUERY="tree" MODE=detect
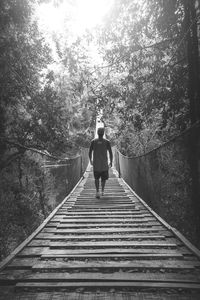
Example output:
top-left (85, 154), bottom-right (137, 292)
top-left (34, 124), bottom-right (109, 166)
top-left (93, 0), bottom-right (200, 245)
top-left (90, 0), bottom-right (199, 153)
top-left (183, 0), bottom-right (200, 241)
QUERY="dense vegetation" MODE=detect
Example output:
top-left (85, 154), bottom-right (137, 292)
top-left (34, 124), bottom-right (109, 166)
top-left (0, 0), bottom-right (93, 259)
top-left (0, 0), bottom-right (199, 259)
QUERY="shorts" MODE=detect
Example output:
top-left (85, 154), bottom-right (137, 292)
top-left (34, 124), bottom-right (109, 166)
top-left (94, 170), bottom-right (109, 181)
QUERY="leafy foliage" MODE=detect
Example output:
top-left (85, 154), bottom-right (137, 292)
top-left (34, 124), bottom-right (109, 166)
top-left (0, 0), bottom-right (93, 259)
top-left (91, 0), bottom-right (199, 155)
top-left (0, 0), bottom-right (199, 257)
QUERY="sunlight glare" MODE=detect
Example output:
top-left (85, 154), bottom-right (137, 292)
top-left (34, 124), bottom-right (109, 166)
top-left (75, 0), bottom-right (113, 31)
top-left (36, 0), bottom-right (114, 36)
top-left (36, 3), bottom-right (66, 33)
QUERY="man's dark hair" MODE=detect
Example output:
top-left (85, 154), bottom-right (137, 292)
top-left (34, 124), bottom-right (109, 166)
top-left (97, 127), bottom-right (105, 136)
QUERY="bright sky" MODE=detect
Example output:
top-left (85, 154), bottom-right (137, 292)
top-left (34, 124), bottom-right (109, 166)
top-left (36, 0), bottom-right (114, 36)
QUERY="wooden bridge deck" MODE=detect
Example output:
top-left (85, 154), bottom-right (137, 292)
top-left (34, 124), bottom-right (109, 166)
top-left (1, 167), bottom-right (200, 299)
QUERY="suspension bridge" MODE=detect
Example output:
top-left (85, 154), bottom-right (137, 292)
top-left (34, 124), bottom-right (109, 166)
top-left (0, 123), bottom-right (200, 300)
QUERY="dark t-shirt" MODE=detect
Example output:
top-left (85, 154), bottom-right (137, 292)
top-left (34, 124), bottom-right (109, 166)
top-left (89, 138), bottom-right (112, 172)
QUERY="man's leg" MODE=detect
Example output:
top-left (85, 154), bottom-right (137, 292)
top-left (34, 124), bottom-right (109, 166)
top-left (101, 179), bottom-right (106, 195)
top-left (95, 179), bottom-right (100, 192)
top-left (95, 179), bottom-right (100, 198)
top-left (94, 172), bottom-right (100, 198)
top-left (101, 171), bottom-right (109, 196)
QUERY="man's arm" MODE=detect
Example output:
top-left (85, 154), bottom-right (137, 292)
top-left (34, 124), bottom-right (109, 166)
top-left (89, 141), bottom-right (94, 165)
top-left (107, 141), bottom-right (113, 167)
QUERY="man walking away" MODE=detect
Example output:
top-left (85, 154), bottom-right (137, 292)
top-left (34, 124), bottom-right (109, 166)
top-left (89, 127), bottom-right (113, 199)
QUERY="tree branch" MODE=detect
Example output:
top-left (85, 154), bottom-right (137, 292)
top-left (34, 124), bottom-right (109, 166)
top-left (92, 37), bottom-right (178, 72)
top-left (0, 137), bottom-right (62, 160)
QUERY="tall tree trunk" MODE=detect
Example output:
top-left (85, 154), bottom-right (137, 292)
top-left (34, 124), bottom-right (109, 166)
top-left (184, 0), bottom-right (200, 246)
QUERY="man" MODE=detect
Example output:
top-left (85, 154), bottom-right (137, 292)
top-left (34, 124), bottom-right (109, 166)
top-left (89, 127), bottom-right (113, 199)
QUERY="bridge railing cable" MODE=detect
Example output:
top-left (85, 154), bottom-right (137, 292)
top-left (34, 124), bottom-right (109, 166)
top-left (113, 122), bottom-right (200, 246)
top-left (32, 146), bottom-right (89, 202)
top-left (0, 136), bottom-right (89, 202)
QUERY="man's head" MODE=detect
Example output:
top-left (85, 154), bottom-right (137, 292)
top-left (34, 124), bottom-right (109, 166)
top-left (97, 127), bottom-right (105, 138)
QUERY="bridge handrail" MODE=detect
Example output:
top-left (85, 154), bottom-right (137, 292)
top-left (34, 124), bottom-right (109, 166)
top-left (114, 120), bottom-right (200, 159)
top-left (113, 123), bottom-right (200, 249)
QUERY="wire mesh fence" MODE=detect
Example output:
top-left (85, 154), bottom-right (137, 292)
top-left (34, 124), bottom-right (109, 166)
top-left (114, 124), bottom-right (200, 247)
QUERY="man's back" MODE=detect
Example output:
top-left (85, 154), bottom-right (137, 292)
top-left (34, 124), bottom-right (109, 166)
top-left (90, 138), bottom-right (111, 172)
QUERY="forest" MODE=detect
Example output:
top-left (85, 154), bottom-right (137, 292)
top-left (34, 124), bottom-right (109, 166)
top-left (0, 0), bottom-right (200, 260)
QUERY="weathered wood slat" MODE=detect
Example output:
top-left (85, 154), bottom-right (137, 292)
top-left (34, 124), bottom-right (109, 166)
top-left (41, 253), bottom-right (183, 259)
top-left (46, 222), bottom-right (161, 228)
top-left (53, 217), bottom-right (155, 223)
top-left (40, 248), bottom-right (187, 255)
top-left (17, 247), bottom-right (49, 257)
top-left (11, 272), bottom-right (200, 283)
top-left (15, 281), bottom-right (200, 291)
top-left (54, 212), bottom-right (150, 216)
top-left (42, 226), bottom-right (167, 233)
top-left (35, 233), bottom-right (166, 240)
top-left (29, 240), bottom-right (177, 248)
top-left (84, 192), bottom-right (134, 196)
top-left (53, 213), bottom-right (149, 218)
top-left (77, 196), bottom-right (131, 199)
top-left (67, 204), bottom-right (136, 209)
top-left (57, 210), bottom-right (142, 214)
top-left (31, 260), bottom-right (198, 270)
top-left (54, 218), bottom-right (156, 225)
top-left (7, 258), bottom-right (38, 269)
top-left (3, 270), bottom-right (200, 285)
top-left (74, 200), bottom-right (134, 204)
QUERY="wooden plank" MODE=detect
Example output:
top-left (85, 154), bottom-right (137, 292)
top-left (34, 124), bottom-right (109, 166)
top-left (17, 247), bottom-right (49, 257)
top-left (73, 204), bottom-right (137, 207)
top-left (52, 216), bottom-right (153, 221)
top-left (12, 272), bottom-right (200, 283)
top-left (31, 260), bottom-right (197, 271)
top-left (76, 195), bottom-right (132, 198)
top-left (68, 204), bottom-right (136, 209)
top-left (65, 206), bottom-right (140, 210)
top-left (46, 223), bottom-right (160, 229)
top-left (7, 258), bottom-right (38, 269)
top-left (40, 253), bottom-right (183, 259)
top-left (75, 196), bottom-right (132, 199)
top-left (0, 270), bottom-right (30, 284)
top-left (56, 218), bottom-right (156, 225)
top-left (53, 213), bottom-right (151, 218)
top-left (65, 209), bottom-right (140, 213)
top-left (58, 210), bottom-right (142, 215)
top-left (40, 248), bottom-right (187, 255)
top-left (15, 281), bottom-right (200, 290)
top-left (74, 202), bottom-right (134, 205)
top-left (42, 230), bottom-right (173, 237)
top-left (72, 204), bottom-right (135, 208)
top-left (54, 217), bottom-right (155, 223)
top-left (35, 233), bottom-right (166, 240)
top-left (46, 222), bottom-right (161, 228)
top-left (49, 240), bottom-right (177, 248)
top-left (84, 193), bottom-right (135, 197)
top-left (82, 193), bottom-right (133, 196)
top-left (74, 202), bottom-right (135, 206)
top-left (54, 212), bottom-right (149, 217)
top-left (42, 226), bottom-right (165, 234)
top-left (29, 240), bottom-right (177, 248)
